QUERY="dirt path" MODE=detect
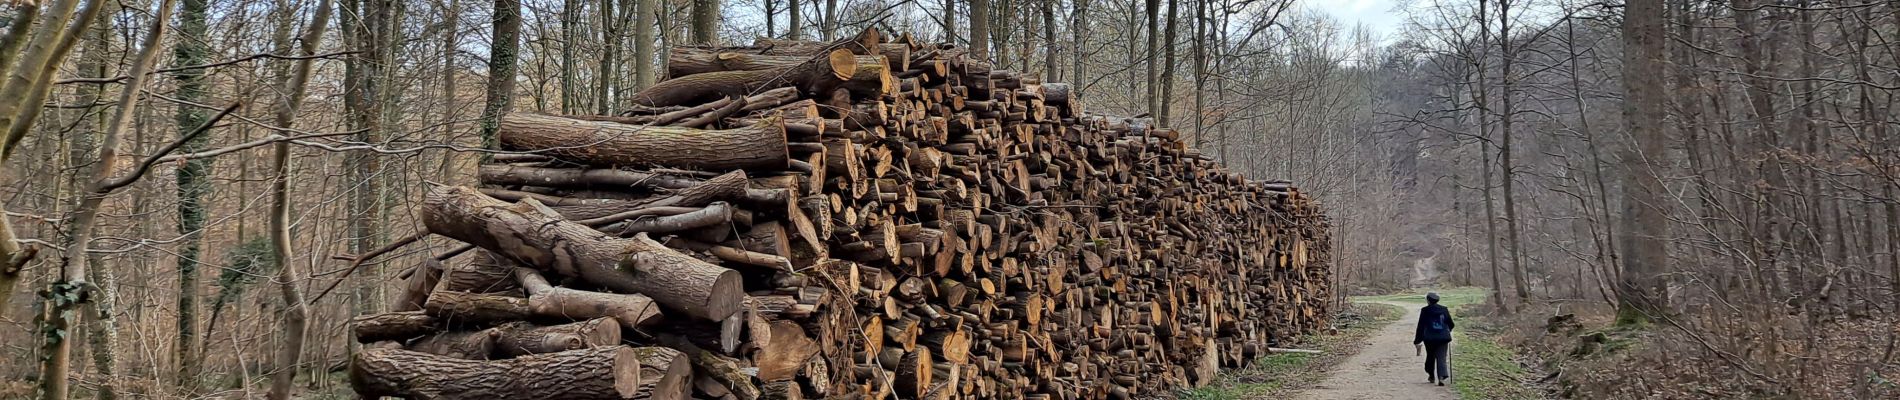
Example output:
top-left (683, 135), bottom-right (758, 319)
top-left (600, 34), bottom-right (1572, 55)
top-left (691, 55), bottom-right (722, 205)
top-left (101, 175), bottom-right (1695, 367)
top-left (1293, 301), bottom-right (1457, 400)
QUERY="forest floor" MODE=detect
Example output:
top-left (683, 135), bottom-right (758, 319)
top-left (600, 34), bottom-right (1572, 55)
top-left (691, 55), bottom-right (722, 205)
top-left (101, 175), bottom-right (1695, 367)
top-left (1185, 287), bottom-right (1543, 400)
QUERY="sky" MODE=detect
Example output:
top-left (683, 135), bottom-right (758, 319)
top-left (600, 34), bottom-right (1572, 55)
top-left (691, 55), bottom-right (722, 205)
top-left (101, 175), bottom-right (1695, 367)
top-left (1309, 0), bottom-right (1403, 44)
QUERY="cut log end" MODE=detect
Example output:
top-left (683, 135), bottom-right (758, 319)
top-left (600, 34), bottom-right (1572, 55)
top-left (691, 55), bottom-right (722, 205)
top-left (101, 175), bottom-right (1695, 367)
top-left (706, 270), bottom-right (747, 321)
top-left (827, 49), bottom-right (858, 82)
top-left (614, 347), bottom-right (644, 398)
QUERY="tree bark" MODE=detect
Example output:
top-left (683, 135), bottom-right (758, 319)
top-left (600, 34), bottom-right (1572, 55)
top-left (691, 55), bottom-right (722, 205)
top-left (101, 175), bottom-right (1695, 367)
top-left (1144, 0), bottom-right (1159, 116)
top-left (170, 0), bottom-right (213, 386)
top-left (495, 318), bottom-right (623, 357)
top-left (351, 346), bottom-right (644, 399)
top-left (665, 49), bottom-right (891, 98)
top-left (424, 290), bottom-right (533, 325)
top-left (476, 164), bottom-right (789, 206)
top-left (787, 0), bottom-right (801, 39)
top-left (421, 186), bottom-right (745, 321)
top-left (480, 0), bottom-right (522, 146)
top-left (1494, 0), bottom-right (1529, 307)
top-left (265, 0), bottom-right (333, 396)
top-left (691, 0), bottom-right (718, 45)
top-left (38, 1), bottom-right (163, 396)
top-left (1071, 0), bottom-right (1086, 91)
top-left (352, 311), bottom-right (440, 343)
top-left (633, 0), bottom-right (658, 89)
top-left (627, 48), bottom-right (855, 107)
top-left (438, 251), bottom-right (523, 293)
top-left (941, 0), bottom-right (956, 43)
top-left (410, 328), bottom-right (502, 359)
top-left (516, 267), bottom-right (666, 328)
top-left (498, 112), bottom-right (789, 170)
top-left (630, 346), bottom-right (692, 400)
top-left (1158, 0), bottom-right (1175, 125)
top-left (969, 0), bottom-right (989, 61)
top-left (1040, 0), bottom-right (1056, 81)
top-left (1616, 0), bottom-right (1670, 324)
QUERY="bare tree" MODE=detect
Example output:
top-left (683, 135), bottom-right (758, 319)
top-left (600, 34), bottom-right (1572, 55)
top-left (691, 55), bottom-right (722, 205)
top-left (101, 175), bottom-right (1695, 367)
top-left (1615, 0), bottom-right (1667, 324)
top-left (265, 0), bottom-right (334, 397)
top-left (38, 0), bottom-right (175, 396)
top-left (692, 0), bottom-right (719, 44)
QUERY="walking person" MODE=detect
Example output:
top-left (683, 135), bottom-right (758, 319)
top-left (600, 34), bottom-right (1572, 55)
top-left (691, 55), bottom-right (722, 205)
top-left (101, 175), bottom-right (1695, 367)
top-left (1414, 292), bottom-right (1455, 386)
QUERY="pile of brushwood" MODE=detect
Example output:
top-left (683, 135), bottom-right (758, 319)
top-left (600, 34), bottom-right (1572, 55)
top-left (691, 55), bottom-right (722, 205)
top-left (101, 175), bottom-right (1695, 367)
top-left (344, 29), bottom-right (1334, 400)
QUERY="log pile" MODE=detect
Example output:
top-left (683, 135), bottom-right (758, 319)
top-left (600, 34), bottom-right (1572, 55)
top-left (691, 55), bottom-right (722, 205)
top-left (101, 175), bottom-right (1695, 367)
top-left (347, 28), bottom-right (1333, 400)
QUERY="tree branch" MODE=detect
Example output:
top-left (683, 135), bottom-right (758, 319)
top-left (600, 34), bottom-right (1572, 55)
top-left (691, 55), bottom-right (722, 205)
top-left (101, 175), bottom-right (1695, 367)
top-left (97, 103), bottom-right (240, 192)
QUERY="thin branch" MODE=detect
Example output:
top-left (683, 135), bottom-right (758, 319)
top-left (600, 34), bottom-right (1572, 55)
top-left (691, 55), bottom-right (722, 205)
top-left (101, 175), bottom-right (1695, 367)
top-left (97, 103), bottom-right (240, 192)
top-left (55, 51), bottom-right (358, 84)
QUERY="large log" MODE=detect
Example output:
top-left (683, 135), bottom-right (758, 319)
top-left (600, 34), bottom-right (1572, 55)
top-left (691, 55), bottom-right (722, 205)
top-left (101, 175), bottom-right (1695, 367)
top-left (494, 318), bottom-right (623, 357)
top-left (628, 49), bottom-right (857, 107)
top-left (436, 250), bottom-right (519, 293)
top-left (631, 347), bottom-right (694, 400)
top-left (394, 259), bottom-right (445, 311)
top-left (422, 186), bottom-right (745, 321)
top-left (498, 113), bottom-right (789, 171)
top-left (410, 328), bottom-right (500, 359)
top-left (476, 164), bottom-right (790, 206)
top-left (423, 290), bottom-right (531, 325)
top-left (515, 267), bottom-right (664, 328)
top-left (351, 311), bottom-right (438, 343)
top-left (667, 50), bottom-right (893, 99)
top-left (350, 346), bottom-right (643, 399)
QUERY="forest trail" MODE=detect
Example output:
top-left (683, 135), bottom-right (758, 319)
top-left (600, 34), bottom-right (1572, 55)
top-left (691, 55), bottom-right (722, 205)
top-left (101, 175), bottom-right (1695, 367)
top-left (1292, 301), bottom-right (1457, 400)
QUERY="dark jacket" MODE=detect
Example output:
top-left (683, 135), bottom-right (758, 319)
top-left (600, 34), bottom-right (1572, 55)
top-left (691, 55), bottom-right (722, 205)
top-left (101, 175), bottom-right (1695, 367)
top-left (1414, 303), bottom-right (1455, 344)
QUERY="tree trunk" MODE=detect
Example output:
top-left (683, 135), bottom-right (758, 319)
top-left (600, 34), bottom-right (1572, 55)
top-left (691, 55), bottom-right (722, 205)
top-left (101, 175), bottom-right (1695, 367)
top-left (266, 0), bottom-right (333, 396)
top-left (969, 0), bottom-right (988, 61)
top-left (476, 164), bottom-right (789, 206)
top-left (691, 0), bottom-right (718, 45)
top-left (633, 0), bottom-right (658, 89)
top-left (37, 1), bottom-right (165, 397)
top-left (787, 0), bottom-right (801, 39)
top-left (1616, 0), bottom-right (1670, 325)
top-left (436, 0), bottom-right (460, 178)
top-left (1071, 0), bottom-right (1086, 93)
top-left (480, 0), bottom-right (522, 146)
top-left (351, 346), bottom-right (644, 399)
top-left (992, 0), bottom-right (1012, 68)
top-left (1040, 0), bottom-right (1056, 81)
top-left (1157, 0), bottom-right (1175, 126)
top-left (1494, 0), bottom-right (1529, 307)
top-left (1473, 0), bottom-right (1508, 314)
top-left (821, 0), bottom-right (835, 40)
top-left (561, 0), bottom-right (579, 112)
top-left (941, 0), bottom-right (956, 43)
top-left (75, 10), bottom-right (120, 397)
top-left (1144, 0), bottom-right (1159, 116)
top-left (1190, 0), bottom-right (1202, 145)
top-left (0, 0), bottom-right (98, 159)
top-left (170, 0), bottom-right (213, 387)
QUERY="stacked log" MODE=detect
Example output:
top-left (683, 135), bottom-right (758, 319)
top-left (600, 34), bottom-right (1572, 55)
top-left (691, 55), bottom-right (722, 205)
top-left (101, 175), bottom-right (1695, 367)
top-left (347, 28), bottom-right (1333, 400)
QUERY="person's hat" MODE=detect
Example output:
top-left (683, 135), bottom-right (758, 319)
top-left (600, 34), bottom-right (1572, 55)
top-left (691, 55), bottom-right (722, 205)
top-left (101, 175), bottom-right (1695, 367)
top-left (1426, 292), bottom-right (1440, 302)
